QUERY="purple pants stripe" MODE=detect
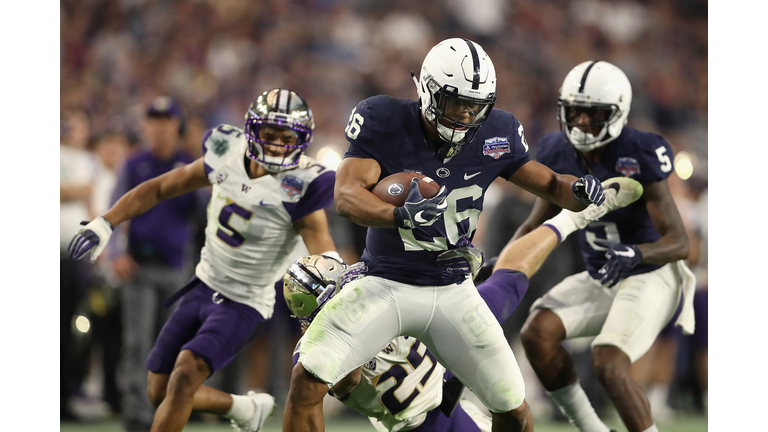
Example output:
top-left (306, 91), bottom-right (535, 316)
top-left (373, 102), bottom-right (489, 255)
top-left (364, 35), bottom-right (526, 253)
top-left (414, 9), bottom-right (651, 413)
top-left (147, 278), bottom-right (268, 375)
top-left (410, 402), bottom-right (483, 432)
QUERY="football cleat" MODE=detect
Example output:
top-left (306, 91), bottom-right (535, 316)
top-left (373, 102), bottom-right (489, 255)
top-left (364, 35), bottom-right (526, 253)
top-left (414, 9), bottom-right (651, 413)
top-left (569, 177), bottom-right (643, 229)
top-left (230, 391), bottom-right (275, 432)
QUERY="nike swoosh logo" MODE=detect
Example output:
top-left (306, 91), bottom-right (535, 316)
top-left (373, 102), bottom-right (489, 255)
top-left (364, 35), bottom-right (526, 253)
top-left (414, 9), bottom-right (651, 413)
top-left (259, 200), bottom-right (274, 207)
top-left (614, 249), bottom-right (635, 258)
top-left (464, 172), bottom-right (481, 180)
top-left (414, 211), bottom-right (428, 224)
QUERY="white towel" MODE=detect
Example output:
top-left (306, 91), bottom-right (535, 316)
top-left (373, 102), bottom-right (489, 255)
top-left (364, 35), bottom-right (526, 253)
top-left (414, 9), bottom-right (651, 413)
top-left (673, 260), bottom-right (697, 335)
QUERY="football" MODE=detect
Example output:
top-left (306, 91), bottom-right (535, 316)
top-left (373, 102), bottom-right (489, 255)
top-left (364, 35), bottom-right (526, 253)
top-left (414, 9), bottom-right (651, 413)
top-left (371, 172), bottom-right (441, 207)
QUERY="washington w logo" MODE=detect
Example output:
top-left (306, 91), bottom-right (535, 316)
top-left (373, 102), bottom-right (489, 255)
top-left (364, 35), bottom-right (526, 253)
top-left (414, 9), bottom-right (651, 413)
top-left (241, 184), bottom-right (251, 193)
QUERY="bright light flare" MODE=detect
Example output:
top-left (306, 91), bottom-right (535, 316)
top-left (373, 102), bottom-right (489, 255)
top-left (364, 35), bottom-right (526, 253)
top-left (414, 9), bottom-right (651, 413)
top-left (674, 151), bottom-right (694, 180)
top-left (317, 146), bottom-right (342, 170)
top-left (75, 315), bottom-right (91, 333)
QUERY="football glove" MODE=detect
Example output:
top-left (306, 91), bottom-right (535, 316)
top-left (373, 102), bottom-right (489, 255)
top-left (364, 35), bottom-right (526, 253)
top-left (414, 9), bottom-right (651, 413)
top-left (594, 240), bottom-right (643, 287)
top-left (338, 262), bottom-right (368, 290)
top-left (436, 237), bottom-right (485, 277)
top-left (572, 174), bottom-right (606, 206)
top-left (393, 178), bottom-right (448, 229)
top-left (68, 217), bottom-right (114, 264)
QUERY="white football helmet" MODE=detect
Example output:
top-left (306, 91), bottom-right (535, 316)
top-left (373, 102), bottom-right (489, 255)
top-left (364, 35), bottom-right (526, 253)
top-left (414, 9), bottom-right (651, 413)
top-left (558, 61), bottom-right (632, 151)
top-left (413, 38), bottom-right (496, 158)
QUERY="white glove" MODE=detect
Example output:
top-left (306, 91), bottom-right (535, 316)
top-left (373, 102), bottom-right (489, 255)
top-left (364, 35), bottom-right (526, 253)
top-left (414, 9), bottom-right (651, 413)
top-left (67, 216), bottom-right (114, 264)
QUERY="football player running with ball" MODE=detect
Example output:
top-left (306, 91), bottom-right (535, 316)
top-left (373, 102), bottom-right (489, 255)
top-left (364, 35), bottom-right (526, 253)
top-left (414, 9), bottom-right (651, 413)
top-left (282, 176), bottom-right (642, 432)
top-left (283, 38), bottom-right (608, 432)
top-left (68, 89), bottom-right (339, 432)
top-left (516, 61), bottom-right (696, 432)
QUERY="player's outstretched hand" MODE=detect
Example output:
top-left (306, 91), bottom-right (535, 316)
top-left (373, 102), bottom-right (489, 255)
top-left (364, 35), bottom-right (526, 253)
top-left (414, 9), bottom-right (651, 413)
top-left (67, 217), bottom-right (114, 264)
top-left (393, 178), bottom-right (448, 229)
top-left (339, 262), bottom-right (367, 290)
top-left (436, 237), bottom-right (485, 276)
top-left (572, 174), bottom-right (606, 206)
top-left (594, 240), bottom-right (642, 287)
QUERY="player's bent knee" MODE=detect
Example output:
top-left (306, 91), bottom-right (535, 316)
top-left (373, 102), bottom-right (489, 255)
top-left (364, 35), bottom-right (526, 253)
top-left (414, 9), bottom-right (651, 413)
top-left (146, 372), bottom-right (168, 407)
top-left (520, 309), bottom-right (565, 349)
top-left (168, 350), bottom-right (210, 390)
top-left (591, 345), bottom-right (631, 384)
top-left (287, 363), bottom-right (330, 407)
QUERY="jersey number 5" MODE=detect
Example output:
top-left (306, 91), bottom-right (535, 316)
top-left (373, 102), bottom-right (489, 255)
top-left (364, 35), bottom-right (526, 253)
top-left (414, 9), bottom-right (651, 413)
top-left (216, 202), bottom-right (253, 248)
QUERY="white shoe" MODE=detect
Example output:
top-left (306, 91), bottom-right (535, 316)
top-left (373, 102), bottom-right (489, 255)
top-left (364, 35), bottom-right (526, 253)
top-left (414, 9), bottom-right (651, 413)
top-left (570, 177), bottom-right (644, 229)
top-left (230, 391), bottom-right (276, 432)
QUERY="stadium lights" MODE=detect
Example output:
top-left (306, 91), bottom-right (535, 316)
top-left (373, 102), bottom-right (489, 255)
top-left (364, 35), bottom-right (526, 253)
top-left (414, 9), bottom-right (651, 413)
top-left (674, 151), bottom-right (693, 180)
top-left (75, 315), bottom-right (91, 333)
top-left (317, 145), bottom-right (343, 170)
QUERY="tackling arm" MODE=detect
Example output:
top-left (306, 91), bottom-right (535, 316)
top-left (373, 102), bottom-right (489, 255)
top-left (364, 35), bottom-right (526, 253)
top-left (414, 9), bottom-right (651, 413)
top-left (334, 157), bottom-right (397, 228)
top-left (294, 209), bottom-right (337, 256)
top-left (636, 180), bottom-right (689, 264)
top-left (102, 158), bottom-right (211, 226)
top-left (511, 197), bottom-right (561, 241)
top-left (507, 161), bottom-right (588, 212)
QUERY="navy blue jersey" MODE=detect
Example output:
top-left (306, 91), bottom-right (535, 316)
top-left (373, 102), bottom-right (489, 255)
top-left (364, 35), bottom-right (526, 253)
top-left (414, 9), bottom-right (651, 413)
top-left (536, 127), bottom-right (674, 279)
top-left (344, 96), bottom-right (531, 286)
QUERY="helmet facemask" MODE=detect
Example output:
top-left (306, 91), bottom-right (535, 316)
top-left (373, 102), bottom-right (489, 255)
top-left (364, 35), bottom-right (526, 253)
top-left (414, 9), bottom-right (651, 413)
top-left (422, 75), bottom-right (494, 150)
top-left (414, 38), bottom-right (497, 160)
top-left (557, 60), bottom-right (632, 152)
top-left (244, 89), bottom-right (314, 173)
top-left (283, 255), bottom-right (346, 330)
top-left (558, 100), bottom-right (623, 152)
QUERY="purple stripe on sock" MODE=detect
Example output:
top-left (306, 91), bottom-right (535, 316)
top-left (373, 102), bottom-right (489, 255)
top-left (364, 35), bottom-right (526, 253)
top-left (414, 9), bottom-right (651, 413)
top-left (542, 223), bottom-right (562, 243)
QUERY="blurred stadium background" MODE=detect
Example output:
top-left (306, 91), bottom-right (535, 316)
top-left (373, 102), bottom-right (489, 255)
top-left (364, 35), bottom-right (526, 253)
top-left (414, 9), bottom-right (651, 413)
top-left (60, 0), bottom-right (708, 430)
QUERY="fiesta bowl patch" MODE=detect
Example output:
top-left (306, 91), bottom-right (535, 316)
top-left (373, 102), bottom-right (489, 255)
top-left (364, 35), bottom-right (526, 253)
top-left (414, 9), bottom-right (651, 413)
top-left (616, 157), bottom-right (641, 177)
top-left (483, 137), bottom-right (511, 159)
top-left (281, 175), bottom-right (304, 197)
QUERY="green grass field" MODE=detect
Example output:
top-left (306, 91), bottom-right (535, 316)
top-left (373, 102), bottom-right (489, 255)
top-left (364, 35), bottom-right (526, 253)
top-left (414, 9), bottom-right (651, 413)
top-left (61, 412), bottom-right (708, 432)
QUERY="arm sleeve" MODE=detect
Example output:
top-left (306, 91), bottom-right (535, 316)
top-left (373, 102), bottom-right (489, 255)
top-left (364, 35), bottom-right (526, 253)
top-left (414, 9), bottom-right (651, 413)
top-left (201, 128), bottom-right (215, 178)
top-left (283, 171), bottom-right (336, 221)
top-left (637, 134), bottom-right (675, 183)
top-left (498, 117), bottom-right (532, 179)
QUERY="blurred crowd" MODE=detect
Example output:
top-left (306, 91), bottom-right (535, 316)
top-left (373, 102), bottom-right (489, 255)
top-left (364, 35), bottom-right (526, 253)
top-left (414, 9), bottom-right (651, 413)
top-left (60, 0), bottom-right (708, 428)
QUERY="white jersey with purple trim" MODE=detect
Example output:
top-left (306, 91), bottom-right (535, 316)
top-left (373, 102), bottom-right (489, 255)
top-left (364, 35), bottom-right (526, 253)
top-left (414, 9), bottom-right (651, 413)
top-left (294, 335), bottom-right (445, 431)
top-left (195, 124), bottom-right (335, 318)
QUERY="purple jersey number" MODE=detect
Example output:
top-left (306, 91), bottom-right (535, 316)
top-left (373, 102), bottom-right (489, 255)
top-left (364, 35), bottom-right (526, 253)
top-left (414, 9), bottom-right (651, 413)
top-left (378, 340), bottom-right (438, 415)
top-left (216, 202), bottom-right (253, 247)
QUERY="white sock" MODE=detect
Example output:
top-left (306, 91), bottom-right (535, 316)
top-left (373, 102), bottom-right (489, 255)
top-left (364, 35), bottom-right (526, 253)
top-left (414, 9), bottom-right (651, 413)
top-left (642, 425), bottom-right (659, 432)
top-left (543, 210), bottom-right (580, 243)
top-left (548, 381), bottom-right (611, 432)
top-left (223, 394), bottom-right (256, 422)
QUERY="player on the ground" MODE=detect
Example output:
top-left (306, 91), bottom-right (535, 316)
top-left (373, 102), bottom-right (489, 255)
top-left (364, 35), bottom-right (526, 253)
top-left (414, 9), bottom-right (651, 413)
top-left (283, 38), bottom-right (608, 432)
top-left (283, 177), bottom-right (643, 432)
top-left (515, 61), bottom-right (696, 432)
top-left (68, 89), bottom-right (339, 432)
